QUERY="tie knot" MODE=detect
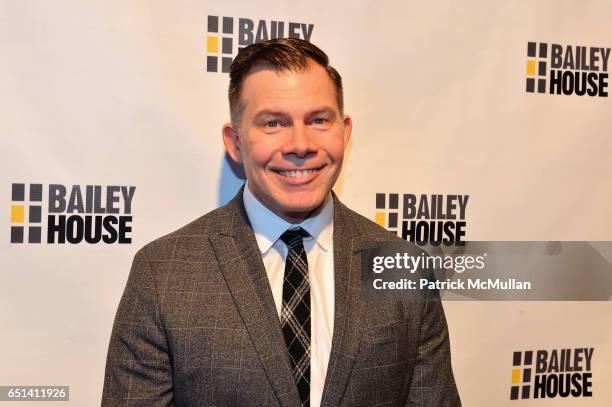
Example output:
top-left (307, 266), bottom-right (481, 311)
top-left (279, 227), bottom-right (310, 249)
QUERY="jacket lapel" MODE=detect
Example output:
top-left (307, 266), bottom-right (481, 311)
top-left (208, 192), bottom-right (301, 407)
top-left (320, 195), bottom-right (367, 407)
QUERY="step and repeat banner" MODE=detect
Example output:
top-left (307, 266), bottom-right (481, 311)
top-left (1, 1), bottom-right (611, 405)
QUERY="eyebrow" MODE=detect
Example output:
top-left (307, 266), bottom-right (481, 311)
top-left (252, 107), bottom-right (338, 123)
top-left (306, 108), bottom-right (337, 121)
top-left (252, 110), bottom-right (289, 122)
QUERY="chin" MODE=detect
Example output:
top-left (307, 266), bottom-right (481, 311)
top-left (277, 198), bottom-right (325, 219)
top-left (283, 193), bottom-right (325, 209)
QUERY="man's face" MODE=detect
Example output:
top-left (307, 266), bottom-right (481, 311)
top-left (223, 60), bottom-right (352, 223)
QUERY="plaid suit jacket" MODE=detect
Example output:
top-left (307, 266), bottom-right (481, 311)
top-left (102, 188), bottom-right (461, 406)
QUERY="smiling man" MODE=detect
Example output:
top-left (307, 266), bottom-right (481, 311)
top-left (222, 50), bottom-right (351, 224)
top-left (103, 39), bottom-right (461, 407)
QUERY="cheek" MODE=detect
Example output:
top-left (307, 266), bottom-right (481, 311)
top-left (325, 137), bottom-right (347, 163)
top-left (242, 138), bottom-right (277, 169)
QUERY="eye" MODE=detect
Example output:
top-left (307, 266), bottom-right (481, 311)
top-left (311, 117), bottom-right (333, 129)
top-left (265, 119), bottom-right (281, 128)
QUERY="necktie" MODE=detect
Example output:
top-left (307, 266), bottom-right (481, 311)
top-left (279, 227), bottom-right (311, 406)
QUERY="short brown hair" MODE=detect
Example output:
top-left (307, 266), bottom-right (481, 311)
top-left (228, 38), bottom-right (344, 127)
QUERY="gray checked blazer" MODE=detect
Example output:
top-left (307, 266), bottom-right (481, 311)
top-left (102, 187), bottom-right (461, 406)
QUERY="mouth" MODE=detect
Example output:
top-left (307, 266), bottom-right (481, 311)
top-left (271, 165), bottom-right (326, 182)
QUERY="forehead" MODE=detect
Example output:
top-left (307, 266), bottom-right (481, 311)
top-left (239, 61), bottom-right (338, 114)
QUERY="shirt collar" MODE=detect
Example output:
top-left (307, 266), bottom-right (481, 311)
top-left (242, 182), bottom-right (334, 255)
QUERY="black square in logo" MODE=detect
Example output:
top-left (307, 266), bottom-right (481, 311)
top-left (527, 42), bottom-right (536, 57)
top-left (521, 385), bottom-right (530, 399)
top-left (29, 205), bottom-right (42, 223)
top-left (11, 226), bottom-right (24, 243)
top-left (513, 351), bottom-right (521, 366)
top-left (537, 79), bottom-right (546, 94)
top-left (28, 226), bottom-right (41, 244)
top-left (376, 193), bottom-right (385, 209)
top-left (510, 386), bottom-right (519, 400)
top-left (523, 368), bottom-right (531, 383)
top-left (208, 15), bottom-right (219, 33)
top-left (538, 61), bottom-right (546, 76)
top-left (207, 56), bottom-right (218, 72)
top-left (524, 351), bottom-right (533, 365)
top-left (526, 78), bottom-right (535, 93)
top-left (389, 194), bottom-right (399, 209)
top-left (388, 212), bottom-right (398, 228)
top-left (222, 57), bottom-right (232, 73)
top-left (539, 43), bottom-right (547, 58)
top-left (12, 183), bottom-right (25, 201)
top-left (222, 37), bottom-right (233, 54)
top-left (222, 17), bottom-right (233, 34)
top-left (30, 184), bottom-right (43, 201)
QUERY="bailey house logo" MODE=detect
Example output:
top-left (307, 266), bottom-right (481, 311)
top-left (205, 15), bottom-right (314, 73)
top-left (526, 41), bottom-right (610, 96)
top-left (374, 193), bottom-right (468, 246)
top-left (9, 183), bottom-right (135, 245)
top-left (10, 183), bottom-right (43, 244)
top-left (510, 348), bottom-right (593, 400)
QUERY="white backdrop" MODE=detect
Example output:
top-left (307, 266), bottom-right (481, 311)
top-left (1, 1), bottom-right (611, 405)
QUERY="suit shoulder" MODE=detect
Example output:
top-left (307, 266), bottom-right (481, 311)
top-left (336, 200), bottom-right (402, 241)
top-left (138, 201), bottom-right (235, 262)
top-left (336, 200), bottom-right (428, 257)
top-left (336, 201), bottom-right (401, 240)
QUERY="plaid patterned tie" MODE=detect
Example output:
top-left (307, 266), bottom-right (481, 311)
top-left (279, 227), bottom-right (311, 406)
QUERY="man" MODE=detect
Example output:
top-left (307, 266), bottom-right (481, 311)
top-left (102, 38), bottom-right (461, 406)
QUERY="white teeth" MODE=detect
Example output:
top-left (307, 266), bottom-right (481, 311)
top-left (278, 169), bottom-right (317, 178)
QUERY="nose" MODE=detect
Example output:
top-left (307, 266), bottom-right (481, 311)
top-left (283, 123), bottom-right (316, 159)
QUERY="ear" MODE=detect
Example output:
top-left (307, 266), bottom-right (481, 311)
top-left (222, 123), bottom-right (243, 163)
top-left (341, 114), bottom-right (352, 147)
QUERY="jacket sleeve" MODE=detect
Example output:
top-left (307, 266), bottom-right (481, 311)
top-left (404, 296), bottom-right (462, 407)
top-left (102, 248), bottom-right (174, 406)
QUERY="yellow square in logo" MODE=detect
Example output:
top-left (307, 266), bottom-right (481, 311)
top-left (207, 36), bottom-right (219, 53)
top-left (375, 212), bottom-right (385, 228)
top-left (11, 204), bottom-right (25, 223)
top-left (526, 60), bottom-right (536, 76)
top-left (511, 368), bottom-right (521, 384)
